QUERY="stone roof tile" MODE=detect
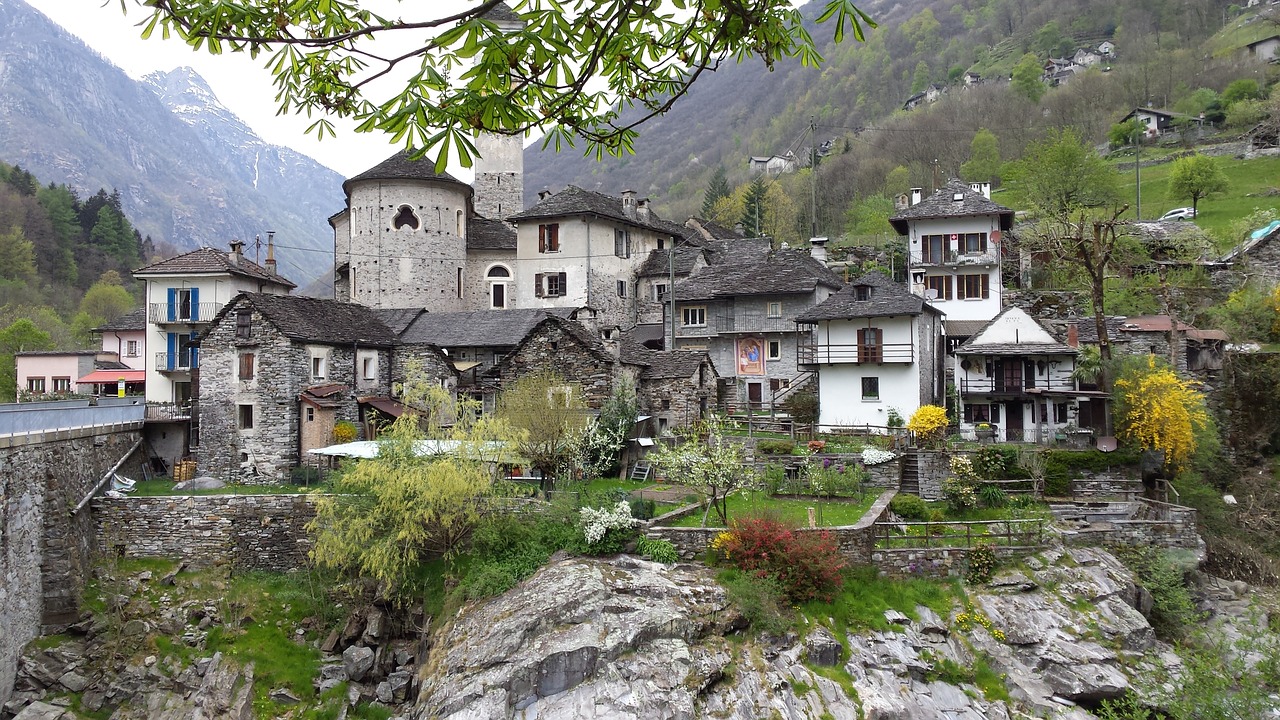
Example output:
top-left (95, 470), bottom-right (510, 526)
top-left (888, 179), bottom-right (1014, 234)
top-left (134, 247), bottom-right (296, 288)
top-left (795, 272), bottom-right (938, 322)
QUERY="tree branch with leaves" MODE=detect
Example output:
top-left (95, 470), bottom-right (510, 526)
top-left (130, 0), bottom-right (875, 170)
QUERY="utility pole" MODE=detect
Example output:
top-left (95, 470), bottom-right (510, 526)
top-left (1132, 128), bottom-right (1142, 220)
top-left (668, 239), bottom-right (676, 352)
top-left (810, 115), bottom-right (818, 238)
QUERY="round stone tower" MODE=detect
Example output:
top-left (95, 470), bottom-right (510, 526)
top-left (334, 151), bottom-right (473, 311)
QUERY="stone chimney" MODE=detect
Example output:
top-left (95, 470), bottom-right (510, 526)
top-left (734, 222), bottom-right (746, 235)
top-left (1067, 322), bottom-right (1079, 348)
top-left (637, 198), bottom-right (651, 224)
top-left (968, 181), bottom-right (991, 199)
top-left (620, 189), bottom-right (637, 219)
top-left (809, 237), bottom-right (828, 263)
top-left (538, 187), bottom-right (552, 201)
top-left (265, 231), bottom-right (277, 275)
top-left (910, 187), bottom-right (923, 205)
top-left (228, 239), bottom-right (244, 265)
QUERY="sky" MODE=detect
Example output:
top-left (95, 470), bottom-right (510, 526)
top-left (24, 0), bottom-right (463, 179)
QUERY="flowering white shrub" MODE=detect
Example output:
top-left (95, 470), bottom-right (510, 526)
top-left (861, 447), bottom-right (897, 465)
top-left (579, 501), bottom-right (637, 545)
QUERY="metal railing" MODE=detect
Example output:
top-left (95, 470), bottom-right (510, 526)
top-left (958, 376), bottom-right (1077, 394)
top-left (798, 342), bottom-right (914, 365)
top-left (148, 302), bottom-right (222, 324)
top-left (155, 351), bottom-right (199, 372)
top-left (145, 402), bottom-right (192, 421)
top-left (0, 402), bottom-right (144, 436)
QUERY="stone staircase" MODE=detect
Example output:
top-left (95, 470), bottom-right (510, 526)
top-left (899, 450), bottom-right (920, 495)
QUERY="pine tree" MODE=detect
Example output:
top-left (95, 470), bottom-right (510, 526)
top-left (701, 165), bottom-right (730, 218)
top-left (740, 177), bottom-right (768, 237)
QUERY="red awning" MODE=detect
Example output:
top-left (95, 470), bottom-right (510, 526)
top-left (77, 370), bottom-right (146, 384)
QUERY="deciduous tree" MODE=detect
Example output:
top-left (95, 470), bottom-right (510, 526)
top-left (132, 0), bottom-right (875, 168)
top-left (496, 369), bottom-right (589, 491)
top-left (1167, 154), bottom-right (1228, 217)
top-left (959, 128), bottom-right (1002, 187)
top-left (1011, 53), bottom-right (1046, 103)
top-left (648, 414), bottom-right (751, 526)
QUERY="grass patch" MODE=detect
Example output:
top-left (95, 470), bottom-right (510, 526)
top-left (129, 479), bottom-right (318, 496)
top-left (665, 492), bottom-right (879, 528)
top-left (800, 567), bottom-right (957, 635)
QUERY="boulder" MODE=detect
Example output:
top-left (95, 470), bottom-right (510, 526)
top-left (803, 627), bottom-right (843, 667)
top-left (343, 645), bottom-right (376, 682)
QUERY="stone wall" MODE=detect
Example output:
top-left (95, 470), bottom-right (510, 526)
top-left (0, 424), bottom-right (143, 709)
top-left (645, 490), bottom-right (895, 564)
top-left (916, 451), bottom-right (949, 500)
top-left (636, 362), bottom-right (717, 431)
top-left (92, 494), bottom-right (317, 572)
top-left (872, 545), bottom-right (1037, 580)
top-left (1071, 471), bottom-right (1144, 500)
top-left (496, 320), bottom-right (621, 408)
top-left (1056, 499), bottom-right (1202, 553)
top-left (865, 458), bottom-right (901, 488)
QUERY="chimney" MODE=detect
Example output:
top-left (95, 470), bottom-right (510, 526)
top-left (228, 239), bottom-right (243, 265)
top-left (1067, 322), bottom-right (1079, 348)
top-left (620, 189), bottom-right (637, 219)
top-left (734, 222), bottom-right (745, 234)
top-left (809, 236), bottom-right (828, 263)
top-left (538, 187), bottom-right (552, 201)
top-left (968, 181), bottom-right (991, 199)
top-left (265, 231), bottom-right (277, 275)
top-left (910, 187), bottom-right (923, 206)
top-left (637, 198), bottom-right (651, 223)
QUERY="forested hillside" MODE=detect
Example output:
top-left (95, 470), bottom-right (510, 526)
top-left (525, 0), bottom-right (1274, 240)
top-left (0, 161), bottom-right (148, 398)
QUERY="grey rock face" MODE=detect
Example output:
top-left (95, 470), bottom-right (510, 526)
top-left (803, 626), bottom-right (843, 666)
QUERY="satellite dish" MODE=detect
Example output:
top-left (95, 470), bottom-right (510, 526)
top-left (925, 288), bottom-right (939, 299)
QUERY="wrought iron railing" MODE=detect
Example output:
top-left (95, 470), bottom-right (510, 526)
top-left (148, 302), bottom-right (222, 324)
top-left (797, 342), bottom-right (914, 365)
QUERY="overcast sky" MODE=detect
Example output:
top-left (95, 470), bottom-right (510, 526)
top-left (25, 0), bottom-right (461, 179)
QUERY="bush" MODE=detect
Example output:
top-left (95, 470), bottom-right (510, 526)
top-left (756, 439), bottom-right (796, 455)
top-left (971, 446), bottom-right (1017, 482)
top-left (628, 497), bottom-right (656, 520)
top-left (966, 543), bottom-right (998, 584)
top-left (289, 466), bottom-right (322, 485)
top-left (907, 405), bottom-right (949, 446)
top-left (714, 515), bottom-right (846, 603)
top-left (577, 501), bottom-right (638, 555)
top-left (636, 536), bottom-right (679, 564)
top-left (890, 493), bottom-right (929, 520)
top-left (763, 464), bottom-right (786, 495)
top-left (333, 421), bottom-right (358, 444)
top-left (717, 569), bottom-right (791, 634)
top-left (977, 484), bottom-right (1008, 509)
top-left (785, 390), bottom-right (819, 425)
top-left (942, 476), bottom-right (978, 512)
top-left (459, 508), bottom-right (579, 600)
top-left (1112, 546), bottom-right (1201, 639)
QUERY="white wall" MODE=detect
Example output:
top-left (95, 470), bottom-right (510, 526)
top-left (99, 330), bottom-right (146, 371)
top-left (816, 363), bottom-right (920, 429)
top-left (904, 215), bottom-right (1003, 322)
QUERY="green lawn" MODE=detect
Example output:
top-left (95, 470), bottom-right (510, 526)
top-left (128, 479), bottom-right (317, 496)
top-left (1109, 153), bottom-right (1280, 249)
top-left (664, 491), bottom-right (880, 528)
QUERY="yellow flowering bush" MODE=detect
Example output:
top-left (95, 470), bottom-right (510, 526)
top-left (710, 531), bottom-right (735, 561)
top-left (908, 405), bottom-right (949, 447)
top-left (1114, 356), bottom-right (1210, 470)
top-left (953, 604), bottom-right (1007, 642)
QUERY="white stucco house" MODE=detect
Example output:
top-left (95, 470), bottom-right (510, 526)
top-left (891, 180), bottom-right (1014, 338)
top-left (953, 306), bottom-right (1104, 443)
top-left (795, 272), bottom-right (945, 430)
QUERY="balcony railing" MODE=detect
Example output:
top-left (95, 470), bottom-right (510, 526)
top-left (145, 402), bottom-right (191, 421)
top-left (148, 302), bottom-right (222, 324)
top-left (797, 342), bottom-right (914, 365)
top-left (917, 249), bottom-right (999, 266)
top-left (155, 351), bottom-right (199, 372)
top-left (958, 376), bottom-right (1077, 395)
top-left (716, 315), bottom-right (795, 334)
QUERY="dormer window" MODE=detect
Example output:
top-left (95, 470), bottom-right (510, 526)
top-left (855, 285), bottom-right (872, 301)
top-left (952, 193), bottom-right (965, 202)
top-left (393, 205), bottom-right (420, 230)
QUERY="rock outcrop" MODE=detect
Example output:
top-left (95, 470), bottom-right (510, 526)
top-left (414, 549), bottom-right (1179, 720)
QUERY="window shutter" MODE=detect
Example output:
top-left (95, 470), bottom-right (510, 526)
top-left (534, 273), bottom-right (544, 297)
top-left (957, 276), bottom-right (966, 300)
top-left (991, 404), bottom-right (1001, 422)
top-left (557, 272), bottom-right (567, 296)
top-left (189, 287), bottom-right (200, 321)
top-left (166, 333), bottom-right (176, 370)
top-left (979, 233), bottom-right (988, 253)
top-left (538, 225), bottom-right (546, 253)
top-left (981, 274), bottom-right (990, 299)
top-left (167, 288), bottom-right (177, 322)
top-left (189, 331), bottom-right (199, 369)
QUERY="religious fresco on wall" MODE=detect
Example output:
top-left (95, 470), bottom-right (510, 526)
top-left (737, 337), bottom-right (764, 376)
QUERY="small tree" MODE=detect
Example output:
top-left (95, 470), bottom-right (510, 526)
top-left (1167, 154), bottom-right (1228, 217)
top-left (1011, 52), bottom-right (1046, 103)
top-left (907, 404), bottom-right (949, 447)
top-left (575, 376), bottom-right (639, 480)
top-left (648, 414), bottom-right (751, 526)
top-left (496, 370), bottom-right (589, 492)
top-left (701, 165), bottom-right (730, 218)
top-left (1113, 356), bottom-right (1210, 471)
top-left (1108, 118), bottom-right (1143, 149)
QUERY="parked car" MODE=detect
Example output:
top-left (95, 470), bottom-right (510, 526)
top-left (1159, 207), bottom-right (1197, 221)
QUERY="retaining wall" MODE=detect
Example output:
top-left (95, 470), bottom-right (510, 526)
top-left (0, 423), bottom-right (143, 709)
top-left (1056, 498), bottom-right (1202, 554)
top-left (92, 494), bottom-right (318, 572)
top-left (871, 545), bottom-right (1037, 579)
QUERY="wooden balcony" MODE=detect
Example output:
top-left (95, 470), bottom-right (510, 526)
top-left (797, 341), bottom-right (914, 365)
top-left (958, 376), bottom-right (1077, 396)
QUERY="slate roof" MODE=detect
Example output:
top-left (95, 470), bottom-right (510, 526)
top-left (888, 180), bottom-right (1014, 235)
top-left (487, 314), bottom-right (619, 377)
top-left (399, 307), bottom-right (576, 348)
top-left (620, 342), bottom-right (715, 380)
top-left (507, 186), bottom-right (682, 236)
top-left (638, 246), bottom-right (706, 278)
top-left (795, 272), bottom-right (938, 322)
top-left (683, 218), bottom-right (744, 244)
top-left (343, 150), bottom-right (471, 195)
top-left (374, 308), bottom-right (427, 336)
top-left (467, 216), bottom-right (517, 251)
top-left (214, 293), bottom-right (398, 347)
top-left (93, 307), bottom-right (146, 333)
top-left (478, 2), bottom-right (523, 24)
top-left (134, 247), bottom-right (297, 289)
top-left (945, 319), bottom-right (988, 338)
top-left (672, 249), bottom-right (844, 302)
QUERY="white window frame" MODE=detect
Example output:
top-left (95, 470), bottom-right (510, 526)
top-left (237, 403), bottom-right (255, 430)
top-left (26, 377), bottom-right (45, 393)
top-left (617, 279), bottom-right (628, 298)
top-left (767, 340), bottom-right (782, 360)
top-left (311, 354), bottom-right (327, 380)
top-left (52, 377), bottom-right (72, 393)
top-left (653, 283), bottom-right (668, 301)
top-left (126, 340), bottom-right (140, 357)
top-left (681, 306), bottom-right (706, 327)
top-left (766, 301), bottom-right (782, 318)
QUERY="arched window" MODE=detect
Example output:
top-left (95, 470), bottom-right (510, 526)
top-left (456, 209), bottom-right (464, 236)
top-left (393, 205), bottom-right (420, 230)
top-left (486, 265), bottom-right (511, 309)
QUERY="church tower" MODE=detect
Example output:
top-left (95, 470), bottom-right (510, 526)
top-left (472, 132), bottom-right (524, 220)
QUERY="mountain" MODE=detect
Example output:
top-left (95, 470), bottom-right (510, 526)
top-left (0, 0), bottom-right (343, 288)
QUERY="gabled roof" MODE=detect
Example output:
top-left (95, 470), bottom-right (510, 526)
top-left (672, 249), bottom-right (844, 302)
top-left (683, 217), bottom-right (744, 244)
top-left (507, 186), bottom-right (681, 236)
top-left (956, 306), bottom-right (1076, 356)
top-left (210, 293), bottom-right (398, 347)
top-left (620, 342), bottom-right (717, 380)
top-left (638, 246), bottom-right (706, 278)
top-left (399, 307), bottom-right (577, 348)
top-left (300, 384), bottom-right (347, 409)
top-left (1247, 34), bottom-right (1280, 49)
top-left (1219, 220), bottom-right (1280, 264)
top-left (93, 307), bottom-right (146, 333)
top-left (795, 272), bottom-right (939, 322)
top-left (1120, 107), bottom-right (1185, 123)
top-left (488, 314), bottom-right (619, 377)
top-left (134, 247), bottom-right (297, 288)
top-left (478, 2), bottom-right (523, 25)
top-left (888, 180), bottom-right (1014, 235)
top-left (467, 216), bottom-right (517, 251)
top-left (343, 150), bottom-right (471, 196)
top-left (374, 308), bottom-right (427, 336)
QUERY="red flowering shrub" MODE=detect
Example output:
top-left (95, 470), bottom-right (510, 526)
top-left (716, 515), bottom-right (846, 603)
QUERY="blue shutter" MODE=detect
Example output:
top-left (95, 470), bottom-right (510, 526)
top-left (189, 287), bottom-right (200, 322)
top-left (166, 333), bottom-right (176, 370)
top-left (189, 332), bottom-right (199, 369)
top-left (167, 288), bottom-right (177, 322)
